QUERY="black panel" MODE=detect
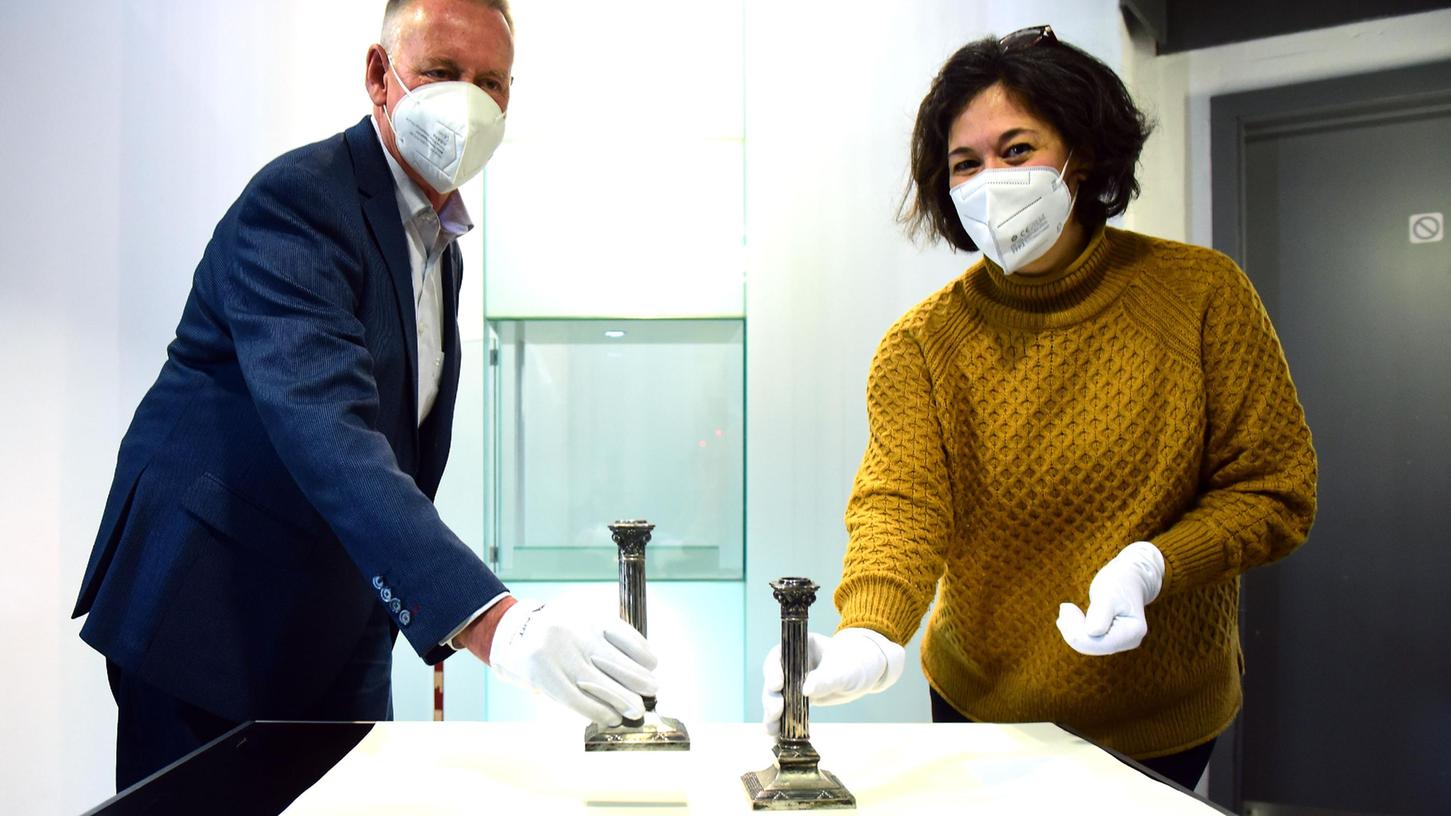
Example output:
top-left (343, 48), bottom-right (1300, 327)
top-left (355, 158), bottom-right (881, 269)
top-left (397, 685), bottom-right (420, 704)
top-left (1121, 0), bottom-right (1168, 46)
top-left (1122, 0), bottom-right (1451, 54)
top-left (82, 721), bottom-right (374, 816)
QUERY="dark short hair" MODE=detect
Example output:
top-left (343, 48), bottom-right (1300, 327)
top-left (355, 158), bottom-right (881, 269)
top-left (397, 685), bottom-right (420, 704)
top-left (901, 32), bottom-right (1153, 252)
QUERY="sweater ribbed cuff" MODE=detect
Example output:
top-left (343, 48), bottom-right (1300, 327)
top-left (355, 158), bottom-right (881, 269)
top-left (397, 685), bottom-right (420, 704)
top-left (835, 575), bottom-right (928, 646)
top-left (1154, 519), bottom-right (1228, 595)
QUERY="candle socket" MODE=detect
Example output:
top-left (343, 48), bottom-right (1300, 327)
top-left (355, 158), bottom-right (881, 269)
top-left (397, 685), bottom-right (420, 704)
top-left (584, 520), bottom-right (690, 751)
top-left (741, 577), bottom-right (855, 809)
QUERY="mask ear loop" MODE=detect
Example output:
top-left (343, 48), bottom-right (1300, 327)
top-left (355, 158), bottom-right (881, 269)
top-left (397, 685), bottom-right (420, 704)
top-left (1058, 150), bottom-right (1079, 215)
top-left (383, 52), bottom-right (414, 133)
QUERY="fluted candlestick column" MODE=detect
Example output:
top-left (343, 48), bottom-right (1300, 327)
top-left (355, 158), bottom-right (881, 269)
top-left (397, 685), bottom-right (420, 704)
top-left (613, 520), bottom-right (653, 719)
top-left (615, 521), bottom-right (649, 633)
top-left (776, 578), bottom-right (812, 746)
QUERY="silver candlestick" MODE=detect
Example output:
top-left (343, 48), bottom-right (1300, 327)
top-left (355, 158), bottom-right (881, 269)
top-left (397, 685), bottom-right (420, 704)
top-left (742, 577), bottom-right (856, 809)
top-left (583, 520), bottom-right (690, 751)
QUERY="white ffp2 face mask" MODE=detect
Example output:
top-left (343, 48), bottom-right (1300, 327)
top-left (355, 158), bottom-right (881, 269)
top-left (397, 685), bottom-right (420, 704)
top-left (386, 57), bottom-right (506, 194)
top-left (949, 155), bottom-right (1076, 275)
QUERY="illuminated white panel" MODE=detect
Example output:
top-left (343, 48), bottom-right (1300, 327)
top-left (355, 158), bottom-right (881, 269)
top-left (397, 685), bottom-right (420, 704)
top-left (483, 1), bottom-right (745, 318)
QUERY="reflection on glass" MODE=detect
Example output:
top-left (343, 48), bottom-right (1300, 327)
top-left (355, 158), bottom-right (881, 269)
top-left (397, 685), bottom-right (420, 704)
top-left (487, 319), bottom-right (744, 580)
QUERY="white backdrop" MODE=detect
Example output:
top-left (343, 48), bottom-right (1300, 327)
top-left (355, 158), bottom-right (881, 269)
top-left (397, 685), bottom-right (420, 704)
top-left (2, 2), bottom-right (1448, 813)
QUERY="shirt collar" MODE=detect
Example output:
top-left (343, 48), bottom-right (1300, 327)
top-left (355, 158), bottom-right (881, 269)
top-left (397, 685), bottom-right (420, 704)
top-left (368, 115), bottom-right (474, 242)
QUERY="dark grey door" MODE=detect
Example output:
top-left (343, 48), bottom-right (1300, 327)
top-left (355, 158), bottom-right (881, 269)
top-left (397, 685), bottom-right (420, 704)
top-left (1210, 63), bottom-right (1451, 815)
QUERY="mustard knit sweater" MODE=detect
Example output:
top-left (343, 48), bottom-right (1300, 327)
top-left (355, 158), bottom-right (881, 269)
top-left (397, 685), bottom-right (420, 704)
top-left (836, 226), bottom-right (1317, 759)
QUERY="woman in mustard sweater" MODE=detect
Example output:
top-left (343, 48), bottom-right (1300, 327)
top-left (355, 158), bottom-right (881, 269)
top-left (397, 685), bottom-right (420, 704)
top-left (760, 26), bottom-right (1317, 790)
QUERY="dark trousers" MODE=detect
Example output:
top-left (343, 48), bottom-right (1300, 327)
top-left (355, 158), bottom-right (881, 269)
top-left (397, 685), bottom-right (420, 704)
top-left (107, 604), bottom-right (397, 792)
top-left (929, 687), bottom-right (1215, 792)
top-left (107, 660), bottom-right (238, 792)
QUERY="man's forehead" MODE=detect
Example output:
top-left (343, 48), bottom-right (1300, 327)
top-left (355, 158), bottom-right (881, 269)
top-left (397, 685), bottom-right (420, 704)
top-left (397, 4), bottom-right (513, 67)
top-left (396, 3), bottom-right (510, 41)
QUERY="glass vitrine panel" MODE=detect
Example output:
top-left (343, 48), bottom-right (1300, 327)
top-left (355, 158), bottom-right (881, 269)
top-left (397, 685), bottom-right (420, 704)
top-left (486, 318), bottom-right (744, 580)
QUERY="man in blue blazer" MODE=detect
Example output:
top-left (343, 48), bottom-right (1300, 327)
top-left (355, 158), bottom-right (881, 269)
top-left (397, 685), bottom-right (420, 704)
top-left (73, 0), bottom-right (658, 790)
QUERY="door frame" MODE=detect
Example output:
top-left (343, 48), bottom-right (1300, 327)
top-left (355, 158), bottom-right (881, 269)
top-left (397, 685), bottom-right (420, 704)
top-left (1207, 59), bottom-right (1451, 811)
top-left (1211, 61), bottom-right (1451, 265)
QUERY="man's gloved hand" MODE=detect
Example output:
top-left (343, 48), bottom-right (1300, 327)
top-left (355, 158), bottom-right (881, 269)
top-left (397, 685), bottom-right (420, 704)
top-left (760, 627), bottom-right (905, 736)
top-left (487, 599), bottom-right (659, 725)
top-left (1057, 540), bottom-right (1165, 656)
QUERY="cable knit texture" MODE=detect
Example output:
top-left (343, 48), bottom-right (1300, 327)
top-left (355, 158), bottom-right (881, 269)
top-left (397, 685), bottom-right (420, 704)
top-left (836, 226), bottom-right (1317, 759)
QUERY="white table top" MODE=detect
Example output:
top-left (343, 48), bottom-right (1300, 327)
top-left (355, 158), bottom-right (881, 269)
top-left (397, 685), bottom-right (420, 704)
top-left (282, 721), bottom-right (1224, 814)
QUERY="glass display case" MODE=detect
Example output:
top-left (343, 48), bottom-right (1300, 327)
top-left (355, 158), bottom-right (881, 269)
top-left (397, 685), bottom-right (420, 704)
top-left (484, 318), bottom-right (745, 580)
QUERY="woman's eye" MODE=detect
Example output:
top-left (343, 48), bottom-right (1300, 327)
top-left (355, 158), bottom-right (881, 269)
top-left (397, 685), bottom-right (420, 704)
top-left (952, 159), bottom-right (980, 174)
top-left (1004, 143), bottom-right (1032, 159)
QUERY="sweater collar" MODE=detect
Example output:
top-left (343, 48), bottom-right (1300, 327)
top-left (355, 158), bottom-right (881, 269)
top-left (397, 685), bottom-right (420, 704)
top-left (962, 225), bottom-right (1136, 330)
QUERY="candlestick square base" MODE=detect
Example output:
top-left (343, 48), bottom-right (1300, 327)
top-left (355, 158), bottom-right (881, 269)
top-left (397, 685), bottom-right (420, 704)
top-left (583, 710), bottom-right (691, 752)
top-left (741, 762), bottom-right (856, 810)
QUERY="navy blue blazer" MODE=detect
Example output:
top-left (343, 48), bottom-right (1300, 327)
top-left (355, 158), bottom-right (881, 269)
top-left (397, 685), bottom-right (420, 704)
top-left (73, 117), bottom-right (505, 722)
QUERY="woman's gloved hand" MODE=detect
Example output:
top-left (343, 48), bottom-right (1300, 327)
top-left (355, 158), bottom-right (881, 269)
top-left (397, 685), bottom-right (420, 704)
top-left (760, 627), bottom-right (905, 736)
top-left (1057, 540), bottom-right (1165, 656)
top-left (487, 598), bottom-right (659, 725)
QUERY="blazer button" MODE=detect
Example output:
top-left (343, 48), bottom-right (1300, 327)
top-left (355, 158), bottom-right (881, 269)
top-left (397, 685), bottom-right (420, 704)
top-left (381, 587), bottom-right (393, 603)
top-left (390, 598), bottom-right (403, 614)
top-left (372, 576), bottom-right (384, 590)
top-left (398, 610), bottom-right (411, 627)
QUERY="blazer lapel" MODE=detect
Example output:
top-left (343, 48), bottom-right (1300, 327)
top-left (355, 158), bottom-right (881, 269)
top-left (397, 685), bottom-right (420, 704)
top-left (346, 118), bottom-right (420, 442)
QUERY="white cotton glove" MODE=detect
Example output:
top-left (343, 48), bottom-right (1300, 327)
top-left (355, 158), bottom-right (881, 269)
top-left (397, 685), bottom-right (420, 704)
top-left (760, 627), bottom-right (906, 737)
top-left (1057, 541), bottom-right (1165, 656)
top-left (488, 599), bottom-right (659, 726)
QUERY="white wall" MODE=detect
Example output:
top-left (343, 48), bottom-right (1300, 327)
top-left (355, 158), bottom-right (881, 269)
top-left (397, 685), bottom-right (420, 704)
top-left (4, 2), bottom-right (1450, 813)
top-left (0, 6), bottom-right (124, 813)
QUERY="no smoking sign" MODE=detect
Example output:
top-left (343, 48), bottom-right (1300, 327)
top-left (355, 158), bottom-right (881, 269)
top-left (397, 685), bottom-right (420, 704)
top-left (1409, 212), bottom-right (1443, 244)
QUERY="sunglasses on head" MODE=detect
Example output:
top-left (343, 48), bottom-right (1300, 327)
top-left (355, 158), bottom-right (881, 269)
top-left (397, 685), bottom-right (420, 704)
top-left (999, 25), bottom-right (1057, 50)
